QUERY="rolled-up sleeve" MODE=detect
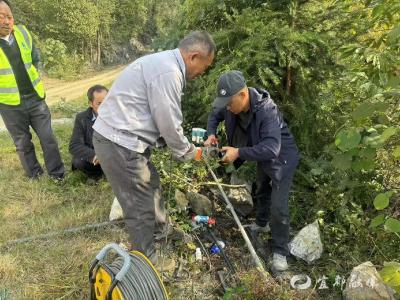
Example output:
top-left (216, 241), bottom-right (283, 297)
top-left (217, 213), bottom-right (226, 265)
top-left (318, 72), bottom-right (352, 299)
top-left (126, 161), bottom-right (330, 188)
top-left (147, 71), bottom-right (191, 157)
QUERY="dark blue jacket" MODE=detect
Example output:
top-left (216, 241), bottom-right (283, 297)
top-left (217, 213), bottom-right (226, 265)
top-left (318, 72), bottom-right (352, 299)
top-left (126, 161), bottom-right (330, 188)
top-left (69, 108), bottom-right (96, 162)
top-left (207, 87), bottom-right (299, 183)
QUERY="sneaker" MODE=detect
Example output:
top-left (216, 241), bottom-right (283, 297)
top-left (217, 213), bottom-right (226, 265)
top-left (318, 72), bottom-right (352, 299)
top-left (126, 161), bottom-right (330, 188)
top-left (244, 222), bottom-right (271, 233)
top-left (154, 255), bottom-right (176, 273)
top-left (272, 253), bottom-right (288, 272)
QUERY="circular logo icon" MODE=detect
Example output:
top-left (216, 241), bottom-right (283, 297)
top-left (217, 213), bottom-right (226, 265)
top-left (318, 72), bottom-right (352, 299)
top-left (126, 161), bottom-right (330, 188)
top-left (220, 89), bottom-right (227, 96)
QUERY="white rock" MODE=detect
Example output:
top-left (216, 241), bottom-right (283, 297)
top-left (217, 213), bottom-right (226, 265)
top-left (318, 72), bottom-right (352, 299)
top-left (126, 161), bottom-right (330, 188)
top-left (109, 197), bottom-right (124, 221)
top-left (289, 220), bottom-right (323, 264)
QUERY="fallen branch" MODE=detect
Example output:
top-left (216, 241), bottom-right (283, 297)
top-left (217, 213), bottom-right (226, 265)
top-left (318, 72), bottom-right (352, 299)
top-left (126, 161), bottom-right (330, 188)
top-left (198, 182), bottom-right (247, 188)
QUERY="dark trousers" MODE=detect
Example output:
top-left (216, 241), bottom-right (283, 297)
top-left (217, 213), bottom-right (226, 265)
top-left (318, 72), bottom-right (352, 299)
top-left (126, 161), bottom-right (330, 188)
top-left (72, 157), bottom-right (103, 179)
top-left (255, 161), bottom-right (297, 257)
top-left (93, 131), bottom-right (167, 264)
top-left (0, 101), bottom-right (65, 178)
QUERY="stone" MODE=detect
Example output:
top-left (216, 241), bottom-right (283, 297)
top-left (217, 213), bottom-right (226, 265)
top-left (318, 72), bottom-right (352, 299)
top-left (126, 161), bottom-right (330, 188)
top-left (289, 220), bottom-right (323, 264)
top-left (227, 174), bottom-right (253, 216)
top-left (109, 197), bottom-right (123, 221)
top-left (175, 189), bottom-right (188, 212)
top-left (186, 192), bottom-right (212, 216)
top-left (343, 261), bottom-right (395, 300)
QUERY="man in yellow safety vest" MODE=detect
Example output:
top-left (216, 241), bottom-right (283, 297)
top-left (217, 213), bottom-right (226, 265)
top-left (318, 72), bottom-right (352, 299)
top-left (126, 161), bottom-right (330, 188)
top-left (0, 0), bottom-right (64, 180)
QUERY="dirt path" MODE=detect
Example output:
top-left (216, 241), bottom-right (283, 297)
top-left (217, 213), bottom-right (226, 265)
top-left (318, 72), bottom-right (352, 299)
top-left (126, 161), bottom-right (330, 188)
top-left (0, 65), bottom-right (125, 130)
top-left (44, 65), bottom-right (125, 105)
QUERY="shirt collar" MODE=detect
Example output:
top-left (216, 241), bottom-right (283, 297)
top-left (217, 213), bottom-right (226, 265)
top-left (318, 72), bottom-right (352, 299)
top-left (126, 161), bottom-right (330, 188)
top-left (91, 112), bottom-right (97, 122)
top-left (173, 48), bottom-right (186, 83)
top-left (0, 34), bottom-right (11, 43)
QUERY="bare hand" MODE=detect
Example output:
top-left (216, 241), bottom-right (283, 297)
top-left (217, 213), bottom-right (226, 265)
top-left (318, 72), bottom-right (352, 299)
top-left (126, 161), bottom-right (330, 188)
top-left (204, 134), bottom-right (219, 147)
top-left (92, 155), bottom-right (100, 166)
top-left (221, 146), bottom-right (239, 163)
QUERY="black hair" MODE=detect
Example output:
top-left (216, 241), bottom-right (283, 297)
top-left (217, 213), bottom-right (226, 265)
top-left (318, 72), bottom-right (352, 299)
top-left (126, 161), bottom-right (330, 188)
top-left (0, 0), bottom-right (11, 9)
top-left (178, 31), bottom-right (216, 56)
top-left (87, 85), bottom-right (108, 102)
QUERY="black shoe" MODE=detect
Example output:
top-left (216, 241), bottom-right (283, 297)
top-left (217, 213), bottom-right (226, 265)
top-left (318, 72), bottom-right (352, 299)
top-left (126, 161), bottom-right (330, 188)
top-left (86, 177), bottom-right (98, 185)
top-left (50, 174), bottom-right (65, 184)
top-left (29, 171), bottom-right (44, 180)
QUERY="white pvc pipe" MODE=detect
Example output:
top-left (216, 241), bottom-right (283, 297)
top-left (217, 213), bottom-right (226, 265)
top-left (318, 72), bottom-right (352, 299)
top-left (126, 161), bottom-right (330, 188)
top-left (205, 160), bottom-right (269, 277)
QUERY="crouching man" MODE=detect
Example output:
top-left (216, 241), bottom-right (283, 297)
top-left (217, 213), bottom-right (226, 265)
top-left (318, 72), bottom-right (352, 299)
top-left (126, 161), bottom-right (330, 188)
top-left (205, 71), bottom-right (299, 272)
top-left (69, 85), bottom-right (108, 181)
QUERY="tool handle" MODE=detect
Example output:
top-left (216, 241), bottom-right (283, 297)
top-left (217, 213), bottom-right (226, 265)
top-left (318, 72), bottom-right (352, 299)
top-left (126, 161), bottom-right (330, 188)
top-left (96, 243), bottom-right (132, 281)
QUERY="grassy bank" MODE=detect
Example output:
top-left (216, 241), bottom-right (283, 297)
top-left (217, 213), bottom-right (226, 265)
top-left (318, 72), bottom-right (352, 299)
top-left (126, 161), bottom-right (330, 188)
top-left (0, 120), bottom-right (127, 299)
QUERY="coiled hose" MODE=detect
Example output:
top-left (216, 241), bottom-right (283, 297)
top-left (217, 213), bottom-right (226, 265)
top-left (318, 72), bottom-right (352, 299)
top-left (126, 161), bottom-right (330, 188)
top-left (108, 254), bottom-right (167, 299)
top-left (90, 243), bottom-right (168, 300)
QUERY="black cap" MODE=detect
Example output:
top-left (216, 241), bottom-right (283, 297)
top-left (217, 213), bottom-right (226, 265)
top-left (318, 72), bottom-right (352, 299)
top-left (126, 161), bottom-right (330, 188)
top-left (213, 70), bottom-right (246, 108)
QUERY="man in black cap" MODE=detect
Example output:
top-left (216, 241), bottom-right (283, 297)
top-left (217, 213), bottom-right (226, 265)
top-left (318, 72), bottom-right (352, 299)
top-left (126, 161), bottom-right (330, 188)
top-left (204, 70), bottom-right (299, 272)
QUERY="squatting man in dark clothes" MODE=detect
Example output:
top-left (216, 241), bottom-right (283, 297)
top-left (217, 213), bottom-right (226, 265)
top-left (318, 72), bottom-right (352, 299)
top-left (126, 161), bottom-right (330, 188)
top-left (204, 70), bottom-right (299, 272)
top-left (0, 0), bottom-right (64, 180)
top-left (69, 85), bottom-right (108, 181)
top-left (92, 31), bottom-right (215, 269)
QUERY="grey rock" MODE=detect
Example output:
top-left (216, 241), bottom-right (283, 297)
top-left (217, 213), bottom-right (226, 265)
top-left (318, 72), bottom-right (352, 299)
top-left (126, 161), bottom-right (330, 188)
top-left (289, 220), bottom-right (323, 264)
top-left (227, 174), bottom-right (253, 216)
top-left (186, 192), bottom-right (212, 216)
top-left (343, 261), bottom-right (395, 300)
top-left (175, 189), bottom-right (188, 212)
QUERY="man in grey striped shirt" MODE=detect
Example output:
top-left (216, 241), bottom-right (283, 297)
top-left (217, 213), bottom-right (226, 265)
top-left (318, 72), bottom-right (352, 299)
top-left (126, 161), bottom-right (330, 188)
top-left (93, 31), bottom-right (215, 269)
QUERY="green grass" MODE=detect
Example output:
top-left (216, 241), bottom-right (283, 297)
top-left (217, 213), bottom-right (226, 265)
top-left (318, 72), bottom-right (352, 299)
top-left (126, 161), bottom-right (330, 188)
top-left (0, 117), bottom-right (128, 299)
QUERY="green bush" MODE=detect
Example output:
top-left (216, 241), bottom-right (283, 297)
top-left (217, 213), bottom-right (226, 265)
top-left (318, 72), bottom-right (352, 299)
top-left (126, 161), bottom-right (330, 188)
top-left (40, 38), bottom-right (89, 78)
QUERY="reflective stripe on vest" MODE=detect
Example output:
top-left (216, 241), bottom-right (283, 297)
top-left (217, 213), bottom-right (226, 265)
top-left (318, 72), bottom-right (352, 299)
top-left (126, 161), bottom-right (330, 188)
top-left (0, 25), bottom-right (45, 105)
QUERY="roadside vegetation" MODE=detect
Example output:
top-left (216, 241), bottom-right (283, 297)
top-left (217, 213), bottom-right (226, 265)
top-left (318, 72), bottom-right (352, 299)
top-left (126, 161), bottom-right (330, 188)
top-left (1, 0), bottom-right (399, 299)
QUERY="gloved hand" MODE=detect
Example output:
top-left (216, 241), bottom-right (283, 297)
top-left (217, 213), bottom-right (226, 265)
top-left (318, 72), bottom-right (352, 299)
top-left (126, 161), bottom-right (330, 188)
top-left (179, 144), bottom-right (203, 162)
top-left (204, 134), bottom-right (219, 147)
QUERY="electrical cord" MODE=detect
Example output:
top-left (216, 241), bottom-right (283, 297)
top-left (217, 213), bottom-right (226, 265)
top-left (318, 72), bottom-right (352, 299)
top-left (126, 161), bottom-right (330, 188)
top-left (90, 247), bottom-right (168, 300)
top-left (107, 254), bottom-right (167, 299)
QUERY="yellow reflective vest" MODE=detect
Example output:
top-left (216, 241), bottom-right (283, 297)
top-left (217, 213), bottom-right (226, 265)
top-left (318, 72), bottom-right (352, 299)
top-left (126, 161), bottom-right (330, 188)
top-left (0, 25), bottom-right (45, 105)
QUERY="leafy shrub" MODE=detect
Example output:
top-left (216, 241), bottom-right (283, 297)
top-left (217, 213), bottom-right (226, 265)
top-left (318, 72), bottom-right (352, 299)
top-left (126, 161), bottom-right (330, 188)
top-left (40, 38), bottom-right (88, 78)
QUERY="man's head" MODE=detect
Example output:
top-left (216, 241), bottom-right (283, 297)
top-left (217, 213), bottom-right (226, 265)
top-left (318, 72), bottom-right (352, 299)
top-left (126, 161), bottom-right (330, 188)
top-left (87, 85), bottom-right (108, 115)
top-left (0, 0), bottom-right (13, 38)
top-left (178, 31), bottom-right (216, 80)
top-left (213, 70), bottom-right (250, 115)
